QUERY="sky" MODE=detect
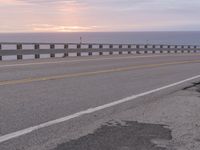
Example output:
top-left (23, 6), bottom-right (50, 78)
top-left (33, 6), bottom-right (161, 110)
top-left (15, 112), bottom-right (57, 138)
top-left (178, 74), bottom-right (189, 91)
top-left (0, 0), bottom-right (200, 32)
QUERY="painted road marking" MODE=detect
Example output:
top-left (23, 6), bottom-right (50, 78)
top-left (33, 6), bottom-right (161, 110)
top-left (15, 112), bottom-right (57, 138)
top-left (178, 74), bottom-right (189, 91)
top-left (0, 60), bottom-right (200, 86)
top-left (0, 75), bottom-right (200, 143)
top-left (0, 54), bottom-right (199, 68)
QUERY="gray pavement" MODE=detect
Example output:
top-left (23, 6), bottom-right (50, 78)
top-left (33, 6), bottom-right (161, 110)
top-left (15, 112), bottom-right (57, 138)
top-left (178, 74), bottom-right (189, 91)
top-left (0, 54), bottom-right (200, 150)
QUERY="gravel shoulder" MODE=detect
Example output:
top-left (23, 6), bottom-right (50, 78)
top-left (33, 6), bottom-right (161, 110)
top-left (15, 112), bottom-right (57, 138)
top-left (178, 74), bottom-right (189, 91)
top-left (54, 81), bottom-right (200, 150)
top-left (110, 81), bottom-right (200, 150)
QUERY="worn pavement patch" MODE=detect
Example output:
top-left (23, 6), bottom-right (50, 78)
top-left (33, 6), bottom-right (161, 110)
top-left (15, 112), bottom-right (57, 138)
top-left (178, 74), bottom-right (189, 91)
top-left (54, 121), bottom-right (172, 150)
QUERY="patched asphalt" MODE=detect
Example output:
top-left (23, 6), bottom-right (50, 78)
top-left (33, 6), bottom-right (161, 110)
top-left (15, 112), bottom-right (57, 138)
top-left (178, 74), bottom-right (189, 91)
top-left (1, 54), bottom-right (200, 150)
top-left (54, 121), bottom-right (172, 150)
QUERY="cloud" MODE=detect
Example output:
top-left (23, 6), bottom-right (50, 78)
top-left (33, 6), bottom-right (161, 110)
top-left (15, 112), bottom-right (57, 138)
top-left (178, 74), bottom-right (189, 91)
top-left (0, 0), bottom-right (22, 5)
top-left (16, 0), bottom-right (81, 5)
top-left (1, 0), bottom-right (200, 32)
top-left (31, 24), bottom-right (97, 32)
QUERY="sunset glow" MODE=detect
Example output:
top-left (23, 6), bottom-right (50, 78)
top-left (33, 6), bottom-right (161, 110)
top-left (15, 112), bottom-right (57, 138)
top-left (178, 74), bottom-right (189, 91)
top-left (0, 0), bottom-right (200, 32)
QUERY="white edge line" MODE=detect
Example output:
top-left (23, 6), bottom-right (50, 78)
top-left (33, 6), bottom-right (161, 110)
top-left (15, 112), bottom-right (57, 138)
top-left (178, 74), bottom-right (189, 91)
top-left (0, 54), bottom-right (192, 68)
top-left (0, 75), bottom-right (200, 143)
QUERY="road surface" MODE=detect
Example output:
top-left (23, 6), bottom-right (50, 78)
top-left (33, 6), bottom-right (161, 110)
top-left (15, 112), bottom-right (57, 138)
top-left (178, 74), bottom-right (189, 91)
top-left (0, 53), bottom-right (200, 150)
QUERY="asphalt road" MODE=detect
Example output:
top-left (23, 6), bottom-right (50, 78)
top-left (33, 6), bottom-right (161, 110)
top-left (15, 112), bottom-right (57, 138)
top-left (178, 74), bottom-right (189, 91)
top-left (0, 53), bottom-right (200, 150)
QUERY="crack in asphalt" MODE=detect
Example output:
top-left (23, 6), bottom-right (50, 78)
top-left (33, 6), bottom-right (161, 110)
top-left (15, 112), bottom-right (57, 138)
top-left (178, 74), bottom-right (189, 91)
top-left (183, 81), bottom-right (200, 93)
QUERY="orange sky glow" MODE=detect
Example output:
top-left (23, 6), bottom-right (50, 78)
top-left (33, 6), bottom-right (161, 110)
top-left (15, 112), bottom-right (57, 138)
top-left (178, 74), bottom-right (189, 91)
top-left (0, 0), bottom-right (200, 32)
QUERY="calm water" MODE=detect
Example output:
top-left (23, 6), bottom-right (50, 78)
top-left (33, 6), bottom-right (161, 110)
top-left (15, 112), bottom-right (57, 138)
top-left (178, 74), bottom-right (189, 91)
top-left (0, 31), bottom-right (200, 45)
top-left (0, 31), bottom-right (200, 60)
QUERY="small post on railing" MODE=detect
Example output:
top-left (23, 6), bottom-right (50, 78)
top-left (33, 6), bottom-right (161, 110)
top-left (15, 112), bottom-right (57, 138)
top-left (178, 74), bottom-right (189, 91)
top-left (0, 44), bottom-right (2, 61)
top-left (119, 45), bottom-right (123, 55)
top-left (50, 44), bottom-right (55, 58)
top-left (88, 44), bottom-right (93, 56)
top-left (128, 45), bottom-right (132, 54)
top-left (17, 44), bottom-right (23, 60)
top-left (34, 44), bottom-right (40, 59)
top-left (64, 44), bottom-right (68, 57)
top-left (77, 44), bottom-right (81, 56)
top-left (109, 44), bottom-right (113, 55)
top-left (99, 44), bottom-right (103, 55)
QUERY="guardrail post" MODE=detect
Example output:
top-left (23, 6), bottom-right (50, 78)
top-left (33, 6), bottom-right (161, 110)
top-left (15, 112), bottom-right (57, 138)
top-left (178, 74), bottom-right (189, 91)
top-left (119, 45), bottom-right (123, 54)
top-left (181, 46), bottom-right (184, 53)
top-left (128, 45), bottom-right (131, 54)
top-left (34, 44), bottom-right (40, 59)
top-left (167, 45), bottom-right (171, 53)
top-left (88, 44), bottom-right (93, 56)
top-left (174, 45), bottom-right (178, 53)
top-left (188, 45), bottom-right (191, 53)
top-left (152, 45), bottom-right (155, 54)
top-left (50, 44), bottom-right (55, 58)
top-left (144, 45), bottom-right (148, 54)
top-left (0, 44), bottom-right (2, 61)
top-left (99, 44), bottom-right (103, 55)
top-left (17, 44), bottom-right (23, 60)
top-left (109, 44), bottom-right (113, 55)
top-left (160, 45), bottom-right (163, 53)
top-left (64, 44), bottom-right (68, 57)
top-left (136, 45), bottom-right (140, 54)
top-left (77, 44), bottom-right (81, 56)
top-left (194, 46), bottom-right (197, 53)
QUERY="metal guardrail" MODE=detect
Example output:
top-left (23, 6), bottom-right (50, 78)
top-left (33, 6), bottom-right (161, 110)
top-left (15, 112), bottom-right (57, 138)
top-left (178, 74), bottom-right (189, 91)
top-left (0, 42), bottom-right (200, 60)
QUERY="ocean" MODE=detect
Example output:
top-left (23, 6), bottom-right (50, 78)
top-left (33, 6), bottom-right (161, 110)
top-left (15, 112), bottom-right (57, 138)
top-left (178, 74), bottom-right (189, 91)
top-left (0, 31), bottom-right (200, 60)
top-left (0, 31), bottom-right (200, 45)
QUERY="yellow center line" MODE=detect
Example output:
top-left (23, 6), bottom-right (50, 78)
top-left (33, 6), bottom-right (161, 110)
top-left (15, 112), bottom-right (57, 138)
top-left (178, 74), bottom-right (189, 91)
top-left (0, 59), bottom-right (200, 86)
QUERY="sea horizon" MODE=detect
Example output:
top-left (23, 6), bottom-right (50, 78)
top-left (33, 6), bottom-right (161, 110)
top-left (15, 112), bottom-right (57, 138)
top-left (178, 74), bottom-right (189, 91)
top-left (0, 31), bottom-right (200, 45)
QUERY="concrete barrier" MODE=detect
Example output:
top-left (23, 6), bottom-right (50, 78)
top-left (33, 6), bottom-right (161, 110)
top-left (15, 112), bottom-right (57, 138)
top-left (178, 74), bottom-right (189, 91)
top-left (0, 42), bottom-right (199, 61)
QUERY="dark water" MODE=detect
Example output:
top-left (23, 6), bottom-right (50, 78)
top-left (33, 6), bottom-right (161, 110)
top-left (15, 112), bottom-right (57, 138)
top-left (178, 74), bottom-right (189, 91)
top-left (0, 31), bottom-right (200, 45)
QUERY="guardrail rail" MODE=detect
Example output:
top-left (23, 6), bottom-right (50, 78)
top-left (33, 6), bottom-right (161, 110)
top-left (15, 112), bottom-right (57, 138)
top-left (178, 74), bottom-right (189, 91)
top-left (0, 42), bottom-right (200, 61)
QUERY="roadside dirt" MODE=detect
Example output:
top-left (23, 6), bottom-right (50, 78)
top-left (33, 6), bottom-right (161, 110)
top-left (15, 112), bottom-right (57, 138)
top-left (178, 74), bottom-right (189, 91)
top-left (53, 82), bottom-right (200, 150)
